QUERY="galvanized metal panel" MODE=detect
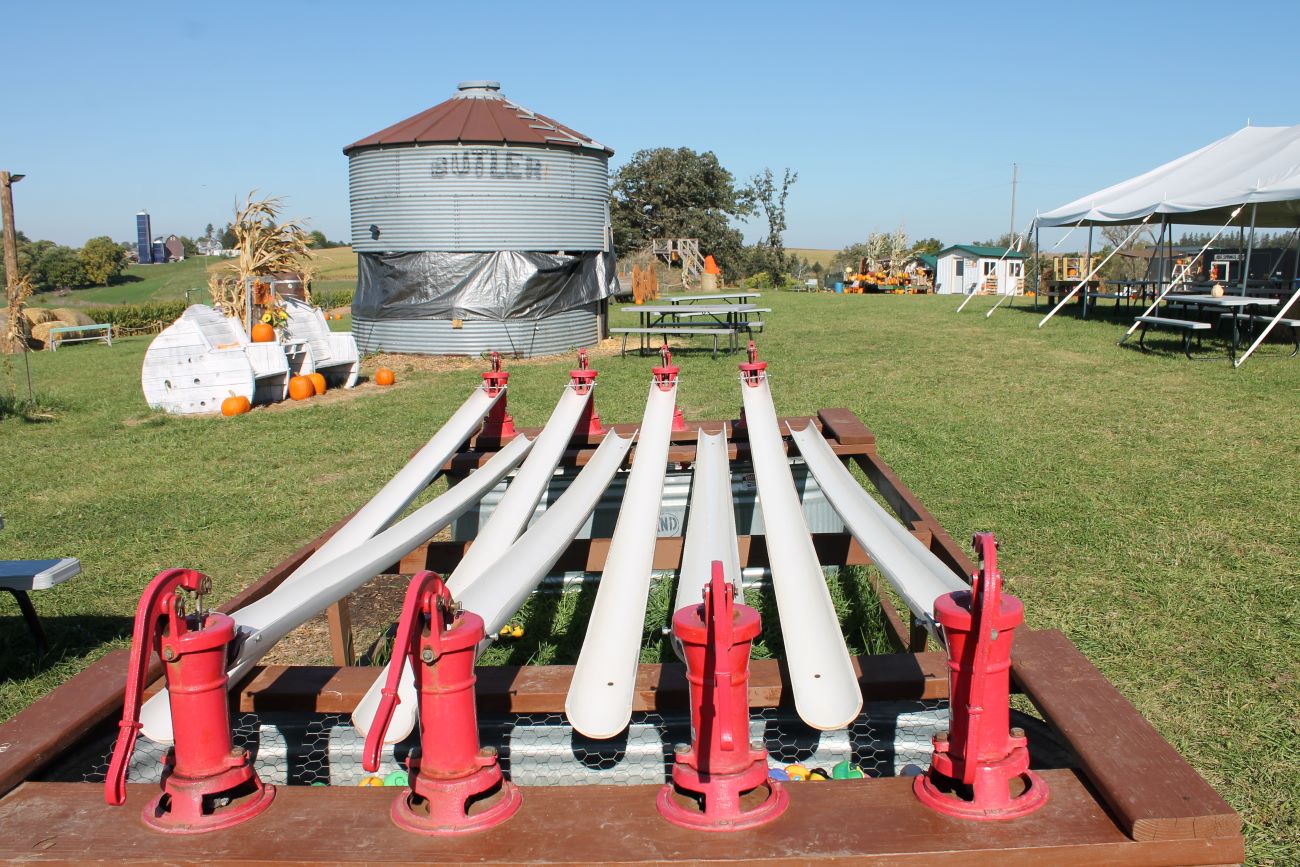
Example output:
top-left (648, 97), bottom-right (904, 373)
top-left (349, 143), bottom-right (609, 252)
top-left (351, 303), bottom-right (601, 358)
top-left (453, 459), bottom-right (845, 541)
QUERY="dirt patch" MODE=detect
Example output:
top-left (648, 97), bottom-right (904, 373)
top-left (366, 336), bottom-right (624, 377)
top-left (260, 571), bottom-right (412, 667)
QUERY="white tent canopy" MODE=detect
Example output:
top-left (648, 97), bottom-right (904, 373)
top-left (1037, 125), bottom-right (1300, 228)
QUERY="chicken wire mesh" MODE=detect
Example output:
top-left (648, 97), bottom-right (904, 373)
top-left (61, 699), bottom-right (1070, 789)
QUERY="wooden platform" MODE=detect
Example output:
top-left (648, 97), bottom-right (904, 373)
top-left (0, 774), bottom-right (1241, 866)
top-left (0, 407), bottom-right (1242, 865)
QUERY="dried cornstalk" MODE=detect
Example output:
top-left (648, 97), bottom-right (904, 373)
top-left (2, 274), bottom-right (34, 354)
top-left (208, 192), bottom-right (311, 317)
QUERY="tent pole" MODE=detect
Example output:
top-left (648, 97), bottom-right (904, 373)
top-left (1082, 226), bottom-right (1094, 318)
top-left (1120, 207), bottom-right (1244, 342)
top-left (1038, 217), bottom-right (1150, 327)
top-left (1033, 224), bottom-right (1041, 309)
top-left (1235, 225), bottom-right (1300, 367)
top-left (1239, 203), bottom-right (1258, 296)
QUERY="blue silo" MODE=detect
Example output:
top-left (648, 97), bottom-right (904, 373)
top-left (136, 211), bottom-right (153, 264)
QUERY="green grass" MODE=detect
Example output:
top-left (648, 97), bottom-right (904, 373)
top-left (33, 247), bottom-right (358, 308)
top-left (0, 293), bottom-right (1296, 862)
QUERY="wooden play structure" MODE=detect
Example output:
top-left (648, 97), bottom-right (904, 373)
top-left (0, 348), bottom-right (1241, 864)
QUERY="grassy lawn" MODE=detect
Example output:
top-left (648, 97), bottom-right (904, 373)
top-left (36, 247), bottom-right (359, 307)
top-left (0, 292), bottom-right (1296, 862)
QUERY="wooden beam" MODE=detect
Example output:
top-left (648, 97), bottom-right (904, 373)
top-left (1012, 629), bottom-right (1240, 842)
top-left (240, 652), bottom-right (950, 715)
top-left (0, 777), bottom-right (1243, 865)
top-left (326, 598), bottom-right (355, 667)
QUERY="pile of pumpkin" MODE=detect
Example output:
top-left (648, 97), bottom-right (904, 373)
top-left (220, 366), bottom-right (396, 416)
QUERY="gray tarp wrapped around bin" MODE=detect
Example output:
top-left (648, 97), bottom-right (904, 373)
top-left (354, 250), bottom-right (619, 321)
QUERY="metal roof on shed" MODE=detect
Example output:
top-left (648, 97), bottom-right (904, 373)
top-left (936, 244), bottom-right (1027, 259)
top-left (344, 81), bottom-right (613, 156)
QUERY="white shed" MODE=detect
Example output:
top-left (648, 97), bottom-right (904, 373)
top-left (934, 245), bottom-right (1027, 295)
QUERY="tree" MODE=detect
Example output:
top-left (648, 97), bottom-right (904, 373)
top-left (912, 237), bottom-right (943, 256)
top-left (178, 236), bottom-right (198, 257)
top-left (307, 229), bottom-right (329, 249)
top-left (80, 236), bottom-right (128, 286)
top-left (610, 147), bottom-right (754, 271)
top-left (749, 167), bottom-right (798, 275)
top-left (220, 223), bottom-right (238, 249)
top-left (33, 245), bottom-right (88, 291)
top-left (204, 223), bottom-right (215, 241)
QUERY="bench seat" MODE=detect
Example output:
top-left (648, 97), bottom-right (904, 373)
top-left (1133, 316), bottom-right (1212, 359)
top-left (0, 556), bottom-right (81, 660)
top-left (609, 326), bottom-right (736, 358)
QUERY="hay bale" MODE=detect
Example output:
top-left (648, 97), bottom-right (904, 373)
top-left (30, 320), bottom-right (66, 349)
top-left (23, 307), bottom-right (55, 326)
top-left (50, 307), bottom-right (95, 327)
top-left (0, 311), bottom-right (32, 354)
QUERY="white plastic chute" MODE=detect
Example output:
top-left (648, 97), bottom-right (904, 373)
top-left (283, 384), bottom-right (504, 589)
top-left (447, 385), bottom-right (591, 593)
top-left (353, 431), bottom-right (634, 743)
top-left (740, 373), bottom-right (862, 731)
top-left (788, 423), bottom-right (966, 634)
top-left (565, 380), bottom-right (678, 739)
top-left (138, 434), bottom-right (533, 744)
top-left (673, 429), bottom-right (742, 616)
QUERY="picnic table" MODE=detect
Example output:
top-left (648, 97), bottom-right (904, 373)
top-left (0, 515), bottom-right (81, 660)
top-left (48, 322), bottom-right (112, 350)
top-left (665, 292), bottom-right (760, 305)
top-left (1163, 294), bottom-right (1280, 361)
top-left (614, 303), bottom-right (764, 357)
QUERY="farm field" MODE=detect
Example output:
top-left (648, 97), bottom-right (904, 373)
top-left (0, 292), bottom-right (1296, 862)
top-left (35, 247), bottom-right (359, 307)
top-left (786, 247), bottom-right (837, 268)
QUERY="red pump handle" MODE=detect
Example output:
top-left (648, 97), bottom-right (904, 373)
top-left (490, 350), bottom-right (501, 373)
top-left (576, 347), bottom-right (589, 371)
top-left (704, 561), bottom-right (737, 751)
top-left (105, 568), bottom-right (209, 807)
top-left (961, 532), bottom-right (1002, 784)
top-left (363, 571), bottom-right (451, 772)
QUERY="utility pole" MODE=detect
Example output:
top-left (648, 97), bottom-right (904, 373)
top-left (1009, 162), bottom-right (1018, 243)
top-left (2, 172), bottom-right (22, 306)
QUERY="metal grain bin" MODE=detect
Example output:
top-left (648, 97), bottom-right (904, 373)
top-left (342, 82), bottom-right (617, 357)
top-left (351, 302), bottom-right (602, 357)
top-left (348, 144), bottom-right (610, 252)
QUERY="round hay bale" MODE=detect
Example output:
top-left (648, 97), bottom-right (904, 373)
top-left (30, 320), bottom-right (65, 349)
top-left (23, 307), bottom-right (56, 327)
top-left (50, 308), bottom-right (95, 327)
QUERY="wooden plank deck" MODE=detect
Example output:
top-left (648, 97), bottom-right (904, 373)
top-left (0, 776), bottom-right (1242, 866)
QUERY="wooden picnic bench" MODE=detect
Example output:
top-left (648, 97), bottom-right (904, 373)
top-left (48, 323), bottom-right (112, 350)
top-left (609, 327), bottom-right (736, 358)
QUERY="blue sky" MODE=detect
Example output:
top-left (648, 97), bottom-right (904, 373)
top-left (7, 0), bottom-right (1299, 251)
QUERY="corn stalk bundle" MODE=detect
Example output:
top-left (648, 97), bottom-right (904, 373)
top-left (208, 192), bottom-right (311, 317)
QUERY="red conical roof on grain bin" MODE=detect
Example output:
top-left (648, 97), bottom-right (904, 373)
top-left (344, 81), bottom-right (613, 156)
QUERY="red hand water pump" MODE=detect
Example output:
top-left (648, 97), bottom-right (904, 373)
top-left (363, 570), bottom-right (521, 835)
top-left (105, 568), bottom-right (275, 833)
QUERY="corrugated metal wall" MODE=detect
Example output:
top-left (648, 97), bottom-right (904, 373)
top-left (351, 302), bottom-right (602, 358)
top-left (349, 143), bottom-right (609, 252)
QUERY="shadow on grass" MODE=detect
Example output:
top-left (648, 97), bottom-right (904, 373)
top-left (0, 614), bottom-right (134, 679)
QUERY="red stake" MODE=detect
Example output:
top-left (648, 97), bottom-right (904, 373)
top-left (363, 571), bottom-right (521, 835)
top-left (569, 348), bottom-right (604, 437)
top-left (914, 533), bottom-right (1049, 819)
top-left (658, 562), bottom-right (788, 831)
top-left (106, 568), bottom-right (275, 833)
top-left (480, 350), bottom-right (515, 440)
top-left (652, 344), bottom-right (687, 431)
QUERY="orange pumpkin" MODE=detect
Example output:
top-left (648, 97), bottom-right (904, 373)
top-left (307, 372), bottom-right (327, 395)
top-left (221, 395), bottom-right (251, 417)
top-left (375, 367), bottom-right (396, 386)
top-left (288, 375), bottom-right (315, 400)
top-left (251, 322), bottom-right (276, 343)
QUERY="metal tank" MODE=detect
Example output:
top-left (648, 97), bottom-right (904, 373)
top-left (343, 81), bottom-right (617, 357)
